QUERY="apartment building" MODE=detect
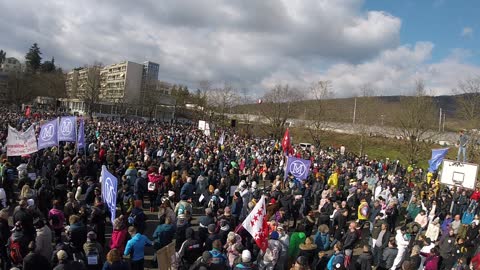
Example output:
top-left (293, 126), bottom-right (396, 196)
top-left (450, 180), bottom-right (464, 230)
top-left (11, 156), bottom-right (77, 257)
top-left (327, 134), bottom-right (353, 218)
top-left (64, 60), bottom-right (175, 117)
top-left (100, 61), bottom-right (143, 103)
top-left (0, 57), bottom-right (22, 73)
top-left (65, 67), bottom-right (99, 98)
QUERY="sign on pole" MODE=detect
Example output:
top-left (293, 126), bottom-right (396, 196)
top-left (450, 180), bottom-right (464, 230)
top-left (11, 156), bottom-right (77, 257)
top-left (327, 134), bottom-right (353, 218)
top-left (284, 156), bottom-right (311, 180)
top-left (38, 118), bottom-right (59, 150)
top-left (101, 166), bottom-right (118, 224)
top-left (58, 116), bottom-right (77, 142)
top-left (6, 125), bottom-right (38, 156)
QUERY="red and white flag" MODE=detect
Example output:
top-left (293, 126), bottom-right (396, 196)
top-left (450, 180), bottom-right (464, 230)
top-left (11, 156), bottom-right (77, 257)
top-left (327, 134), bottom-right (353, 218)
top-left (281, 128), bottom-right (291, 154)
top-left (241, 195), bottom-right (269, 252)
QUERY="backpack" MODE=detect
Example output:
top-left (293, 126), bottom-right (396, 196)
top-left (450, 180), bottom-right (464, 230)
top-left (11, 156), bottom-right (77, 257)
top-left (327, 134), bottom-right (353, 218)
top-left (148, 182), bottom-right (157, 192)
top-left (39, 185), bottom-right (53, 201)
top-left (51, 213), bottom-right (60, 226)
top-left (86, 247), bottom-right (100, 266)
top-left (209, 250), bottom-right (226, 265)
top-left (9, 237), bottom-right (23, 265)
top-left (128, 213), bottom-right (137, 225)
top-left (177, 203), bottom-right (186, 216)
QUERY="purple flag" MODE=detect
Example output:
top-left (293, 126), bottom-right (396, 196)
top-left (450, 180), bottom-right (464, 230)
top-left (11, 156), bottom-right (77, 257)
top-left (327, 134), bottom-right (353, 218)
top-left (101, 166), bottom-right (118, 224)
top-left (58, 116), bottom-right (76, 142)
top-left (285, 157), bottom-right (311, 180)
top-left (37, 118), bottom-right (59, 150)
top-left (77, 118), bottom-right (85, 152)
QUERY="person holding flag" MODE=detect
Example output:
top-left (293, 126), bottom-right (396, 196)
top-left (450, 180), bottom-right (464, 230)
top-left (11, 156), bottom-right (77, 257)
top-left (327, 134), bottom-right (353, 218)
top-left (239, 195), bottom-right (269, 253)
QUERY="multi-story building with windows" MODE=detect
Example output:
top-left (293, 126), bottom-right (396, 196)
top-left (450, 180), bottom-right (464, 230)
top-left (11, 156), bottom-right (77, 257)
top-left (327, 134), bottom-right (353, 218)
top-left (0, 57), bottom-right (22, 74)
top-left (64, 60), bottom-right (175, 118)
top-left (99, 61), bottom-right (143, 103)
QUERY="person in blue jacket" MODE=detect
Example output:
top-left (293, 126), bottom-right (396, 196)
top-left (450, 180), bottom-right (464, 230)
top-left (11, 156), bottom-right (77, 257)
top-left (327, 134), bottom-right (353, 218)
top-left (327, 242), bottom-right (345, 270)
top-left (124, 226), bottom-right (152, 270)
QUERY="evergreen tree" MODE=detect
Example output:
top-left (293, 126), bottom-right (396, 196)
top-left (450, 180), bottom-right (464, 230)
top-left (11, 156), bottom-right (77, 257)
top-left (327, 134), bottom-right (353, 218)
top-left (0, 50), bottom-right (6, 65)
top-left (41, 57), bottom-right (56, 72)
top-left (25, 43), bottom-right (42, 72)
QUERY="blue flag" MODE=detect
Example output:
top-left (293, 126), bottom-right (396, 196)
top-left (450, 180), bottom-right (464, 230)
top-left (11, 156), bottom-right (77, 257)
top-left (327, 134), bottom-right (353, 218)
top-left (58, 116), bottom-right (76, 142)
top-left (37, 118), bottom-right (59, 150)
top-left (428, 148), bottom-right (449, 172)
top-left (77, 118), bottom-right (85, 153)
top-left (285, 156), bottom-right (311, 180)
top-left (101, 166), bottom-right (118, 225)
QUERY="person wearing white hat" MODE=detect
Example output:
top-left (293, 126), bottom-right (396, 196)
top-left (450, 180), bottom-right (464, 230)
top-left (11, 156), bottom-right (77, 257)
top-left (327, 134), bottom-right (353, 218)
top-left (232, 250), bottom-right (254, 270)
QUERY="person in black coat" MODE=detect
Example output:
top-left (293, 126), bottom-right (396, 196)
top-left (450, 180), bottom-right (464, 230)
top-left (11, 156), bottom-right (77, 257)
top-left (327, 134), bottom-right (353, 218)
top-left (312, 251), bottom-right (329, 270)
top-left (342, 222), bottom-right (358, 251)
top-left (356, 245), bottom-right (373, 270)
top-left (22, 241), bottom-right (51, 270)
top-left (13, 199), bottom-right (35, 242)
top-left (84, 178), bottom-right (97, 206)
top-left (0, 209), bottom-right (11, 270)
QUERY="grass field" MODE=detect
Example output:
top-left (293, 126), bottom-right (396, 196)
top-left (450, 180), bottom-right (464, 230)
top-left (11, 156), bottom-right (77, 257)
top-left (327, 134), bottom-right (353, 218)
top-left (240, 123), bottom-right (460, 169)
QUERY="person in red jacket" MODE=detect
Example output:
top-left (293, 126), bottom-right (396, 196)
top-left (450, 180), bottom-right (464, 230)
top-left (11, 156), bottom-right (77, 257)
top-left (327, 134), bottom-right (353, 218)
top-left (421, 246), bottom-right (440, 270)
top-left (471, 188), bottom-right (480, 201)
top-left (110, 216), bottom-right (128, 255)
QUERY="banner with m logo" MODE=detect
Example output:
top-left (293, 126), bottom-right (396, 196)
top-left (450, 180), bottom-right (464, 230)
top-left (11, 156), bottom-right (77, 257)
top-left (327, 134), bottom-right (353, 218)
top-left (285, 157), bottom-right (311, 180)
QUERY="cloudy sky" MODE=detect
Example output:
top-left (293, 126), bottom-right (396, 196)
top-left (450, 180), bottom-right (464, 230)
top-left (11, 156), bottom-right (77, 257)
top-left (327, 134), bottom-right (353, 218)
top-left (1, 0), bottom-right (479, 97)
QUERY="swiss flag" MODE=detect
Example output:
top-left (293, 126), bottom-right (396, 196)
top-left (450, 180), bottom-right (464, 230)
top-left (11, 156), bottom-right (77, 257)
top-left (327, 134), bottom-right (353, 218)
top-left (281, 128), bottom-right (291, 154)
top-left (241, 195), bottom-right (269, 252)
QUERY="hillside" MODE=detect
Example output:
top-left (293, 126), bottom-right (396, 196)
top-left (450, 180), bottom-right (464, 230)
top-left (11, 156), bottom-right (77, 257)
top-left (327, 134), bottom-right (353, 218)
top-left (232, 94), bottom-right (468, 130)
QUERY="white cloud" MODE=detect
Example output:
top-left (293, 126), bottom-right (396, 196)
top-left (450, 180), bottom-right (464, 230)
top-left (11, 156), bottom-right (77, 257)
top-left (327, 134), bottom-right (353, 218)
top-left (258, 43), bottom-right (480, 97)
top-left (461, 27), bottom-right (474, 38)
top-left (0, 0), bottom-right (479, 98)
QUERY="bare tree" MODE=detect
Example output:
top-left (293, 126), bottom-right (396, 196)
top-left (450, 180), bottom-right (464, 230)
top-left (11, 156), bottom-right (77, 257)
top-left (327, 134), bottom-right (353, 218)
top-left (454, 77), bottom-right (480, 127)
top-left (207, 82), bottom-right (238, 125)
top-left (193, 80), bottom-right (212, 120)
top-left (79, 63), bottom-right (102, 117)
top-left (396, 80), bottom-right (437, 164)
top-left (307, 80), bottom-right (333, 147)
top-left (7, 72), bottom-right (34, 104)
top-left (260, 84), bottom-right (304, 139)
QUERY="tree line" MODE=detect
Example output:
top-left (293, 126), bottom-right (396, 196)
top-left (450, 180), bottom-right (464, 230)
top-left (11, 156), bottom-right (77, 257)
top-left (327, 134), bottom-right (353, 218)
top-left (1, 44), bottom-right (66, 104)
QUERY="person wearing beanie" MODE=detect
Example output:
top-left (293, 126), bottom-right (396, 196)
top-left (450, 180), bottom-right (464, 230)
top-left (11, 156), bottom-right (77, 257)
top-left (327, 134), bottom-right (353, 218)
top-left (233, 250), bottom-right (254, 270)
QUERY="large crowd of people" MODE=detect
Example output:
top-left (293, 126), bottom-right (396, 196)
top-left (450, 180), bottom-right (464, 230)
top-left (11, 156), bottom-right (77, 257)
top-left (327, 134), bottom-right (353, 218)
top-left (0, 107), bottom-right (479, 270)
